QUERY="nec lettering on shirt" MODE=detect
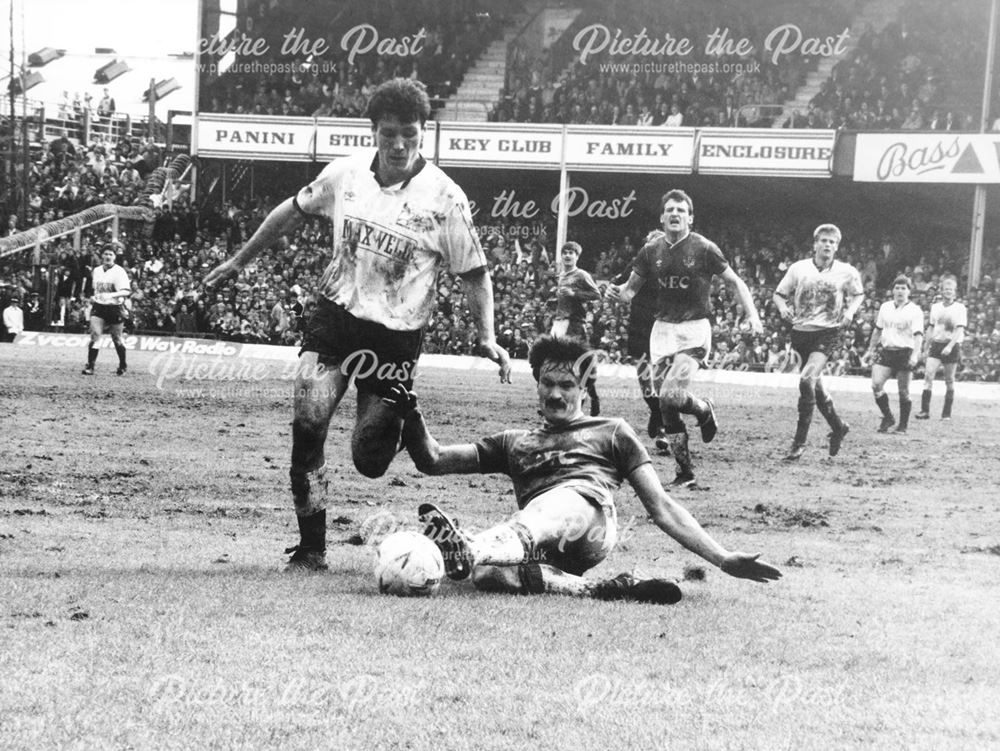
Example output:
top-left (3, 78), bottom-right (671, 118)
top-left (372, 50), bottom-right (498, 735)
top-left (632, 233), bottom-right (728, 323)
top-left (295, 152), bottom-right (486, 331)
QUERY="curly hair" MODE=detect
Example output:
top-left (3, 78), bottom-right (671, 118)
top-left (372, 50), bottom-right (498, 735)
top-left (366, 78), bottom-right (431, 126)
top-left (528, 335), bottom-right (597, 383)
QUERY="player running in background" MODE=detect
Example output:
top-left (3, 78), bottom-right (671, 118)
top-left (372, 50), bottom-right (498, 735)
top-left (916, 273), bottom-right (966, 421)
top-left (82, 245), bottom-right (131, 376)
top-left (385, 335), bottom-right (781, 604)
top-left (773, 224), bottom-right (864, 461)
top-left (866, 276), bottom-right (924, 434)
top-left (606, 190), bottom-right (763, 488)
top-left (550, 241), bottom-right (602, 416)
top-left (610, 230), bottom-right (666, 447)
top-left (205, 78), bottom-right (511, 571)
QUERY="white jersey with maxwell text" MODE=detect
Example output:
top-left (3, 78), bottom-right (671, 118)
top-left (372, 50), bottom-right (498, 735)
top-left (875, 300), bottom-right (924, 349)
top-left (928, 300), bottom-right (967, 343)
top-left (775, 258), bottom-right (863, 331)
top-left (296, 152), bottom-right (487, 331)
top-left (92, 264), bottom-right (131, 305)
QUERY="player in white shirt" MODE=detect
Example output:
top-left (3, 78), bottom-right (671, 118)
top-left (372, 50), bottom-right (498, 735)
top-left (773, 224), bottom-right (864, 461)
top-left (82, 246), bottom-right (131, 375)
top-left (205, 79), bottom-right (511, 571)
top-left (916, 273), bottom-right (966, 420)
top-left (866, 276), bottom-right (924, 433)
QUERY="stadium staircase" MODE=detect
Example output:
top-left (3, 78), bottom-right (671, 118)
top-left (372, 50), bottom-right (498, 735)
top-left (436, 0), bottom-right (562, 122)
top-left (773, 0), bottom-right (906, 127)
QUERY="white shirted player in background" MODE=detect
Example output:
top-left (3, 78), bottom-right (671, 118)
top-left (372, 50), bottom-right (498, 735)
top-left (82, 245), bottom-right (131, 376)
top-left (865, 276), bottom-right (924, 434)
top-left (916, 273), bottom-right (966, 421)
top-left (205, 78), bottom-right (511, 571)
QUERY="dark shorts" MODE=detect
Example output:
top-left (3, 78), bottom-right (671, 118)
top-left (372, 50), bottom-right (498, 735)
top-left (300, 296), bottom-right (423, 397)
top-left (872, 346), bottom-right (913, 373)
top-left (928, 340), bottom-right (962, 365)
top-left (790, 327), bottom-right (841, 363)
top-left (627, 315), bottom-right (654, 360)
top-left (91, 303), bottom-right (124, 326)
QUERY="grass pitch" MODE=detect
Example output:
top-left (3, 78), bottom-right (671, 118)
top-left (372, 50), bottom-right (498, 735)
top-left (2, 345), bottom-right (999, 750)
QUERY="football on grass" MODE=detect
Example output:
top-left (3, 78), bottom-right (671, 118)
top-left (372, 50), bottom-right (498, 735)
top-left (374, 531), bottom-right (445, 597)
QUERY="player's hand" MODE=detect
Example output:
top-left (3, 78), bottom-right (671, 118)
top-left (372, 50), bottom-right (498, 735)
top-left (204, 259), bottom-right (244, 288)
top-left (744, 316), bottom-right (764, 335)
top-left (778, 307), bottom-right (794, 323)
top-left (381, 384), bottom-right (419, 417)
top-left (477, 341), bottom-right (512, 383)
top-left (720, 552), bottom-right (783, 583)
top-left (942, 344), bottom-right (953, 356)
top-left (644, 229), bottom-right (666, 244)
top-left (604, 284), bottom-right (622, 302)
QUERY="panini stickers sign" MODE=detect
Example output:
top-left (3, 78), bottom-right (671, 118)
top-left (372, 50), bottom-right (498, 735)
top-left (314, 118), bottom-right (438, 160)
top-left (697, 129), bottom-right (835, 177)
top-left (853, 134), bottom-right (1000, 183)
top-left (564, 126), bottom-right (694, 172)
top-left (436, 124), bottom-right (563, 169)
top-left (196, 115), bottom-right (315, 160)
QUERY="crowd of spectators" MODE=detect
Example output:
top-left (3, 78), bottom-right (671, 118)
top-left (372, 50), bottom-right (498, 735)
top-left (804, 0), bottom-right (991, 132)
top-left (3, 133), bottom-right (1000, 381)
top-left (199, 0), bottom-right (515, 117)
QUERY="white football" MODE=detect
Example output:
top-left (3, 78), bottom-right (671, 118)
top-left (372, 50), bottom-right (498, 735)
top-left (374, 531), bottom-right (444, 597)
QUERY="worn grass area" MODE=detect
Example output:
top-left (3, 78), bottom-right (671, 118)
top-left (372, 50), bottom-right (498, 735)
top-left (2, 345), bottom-right (999, 750)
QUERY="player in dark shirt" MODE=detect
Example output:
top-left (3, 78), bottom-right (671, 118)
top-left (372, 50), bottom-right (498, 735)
top-left (550, 241), bottom-right (602, 415)
top-left (384, 335), bottom-right (782, 604)
top-left (607, 190), bottom-right (763, 488)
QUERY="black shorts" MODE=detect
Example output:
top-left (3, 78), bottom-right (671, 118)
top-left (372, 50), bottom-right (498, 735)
top-left (300, 297), bottom-right (423, 397)
top-left (790, 327), bottom-right (841, 363)
top-left (872, 346), bottom-right (913, 372)
top-left (627, 315), bottom-right (654, 360)
top-left (928, 340), bottom-right (961, 365)
top-left (91, 303), bottom-right (124, 326)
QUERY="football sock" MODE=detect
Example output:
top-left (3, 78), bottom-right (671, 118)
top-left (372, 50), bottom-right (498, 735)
top-left (644, 396), bottom-right (660, 417)
top-left (675, 392), bottom-right (708, 421)
top-left (794, 384), bottom-right (815, 445)
top-left (874, 393), bottom-right (892, 419)
top-left (898, 398), bottom-right (911, 430)
top-left (532, 564), bottom-right (590, 596)
top-left (290, 463), bottom-right (328, 516)
top-left (296, 508), bottom-right (327, 551)
top-left (471, 522), bottom-right (533, 566)
top-left (921, 389), bottom-right (932, 414)
top-left (587, 380), bottom-right (600, 417)
top-left (814, 384), bottom-right (844, 431)
top-left (664, 430), bottom-right (692, 476)
top-left (114, 343), bottom-right (127, 368)
top-left (943, 389), bottom-right (954, 418)
top-left (87, 346), bottom-right (98, 366)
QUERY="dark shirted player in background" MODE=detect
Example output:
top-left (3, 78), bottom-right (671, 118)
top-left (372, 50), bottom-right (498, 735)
top-left (606, 190), bottom-right (763, 488)
top-left (916, 273), bottom-right (966, 421)
top-left (550, 241), bottom-right (602, 415)
top-left (82, 245), bottom-right (131, 376)
top-left (610, 230), bottom-right (667, 446)
top-left (205, 79), bottom-right (511, 571)
top-left (383, 335), bottom-right (781, 604)
top-left (773, 224), bottom-right (864, 460)
top-left (866, 276), bottom-right (924, 434)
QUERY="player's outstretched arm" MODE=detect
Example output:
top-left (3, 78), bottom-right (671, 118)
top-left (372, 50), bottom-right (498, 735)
top-left (605, 270), bottom-right (644, 303)
top-left (204, 197), bottom-right (303, 287)
top-left (627, 463), bottom-right (782, 583)
top-left (383, 385), bottom-right (481, 475)
top-left (458, 266), bottom-right (512, 383)
top-left (721, 267), bottom-right (763, 333)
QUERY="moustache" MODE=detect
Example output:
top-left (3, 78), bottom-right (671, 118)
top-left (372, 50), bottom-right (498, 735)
top-left (545, 399), bottom-right (566, 410)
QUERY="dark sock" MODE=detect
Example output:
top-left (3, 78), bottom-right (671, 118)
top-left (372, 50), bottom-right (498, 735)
top-left (665, 430), bottom-right (692, 476)
top-left (943, 389), bottom-right (954, 418)
top-left (794, 382), bottom-right (815, 445)
top-left (815, 385), bottom-right (844, 432)
top-left (875, 393), bottom-right (892, 419)
top-left (114, 343), bottom-right (127, 368)
top-left (87, 346), bottom-right (98, 366)
top-left (587, 380), bottom-right (600, 417)
top-left (296, 509), bottom-right (327, 551)
top-left (898, 399), bottom-right (911, 430)
top-left (644, 396), bottom-right (660, 418)
top-left (676, 392), bottom-right (708, 421)
top-left (920, 389), bottom-right (931, 414)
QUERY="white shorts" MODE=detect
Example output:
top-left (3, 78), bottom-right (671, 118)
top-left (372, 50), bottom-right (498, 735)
top-left (515, 483), bottom-right (618, 575)
top-left (649, 319), bottom-right (712, 364)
